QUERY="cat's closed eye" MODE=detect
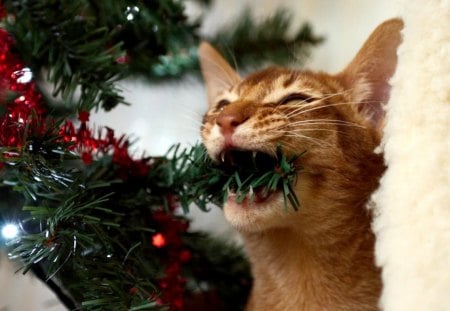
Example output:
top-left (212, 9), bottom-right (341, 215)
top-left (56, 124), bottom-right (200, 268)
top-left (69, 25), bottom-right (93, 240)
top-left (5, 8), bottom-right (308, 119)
top-left (279, 93), bottom-right (317, 105)
top-left (215, 99), bottom-right (230, 112)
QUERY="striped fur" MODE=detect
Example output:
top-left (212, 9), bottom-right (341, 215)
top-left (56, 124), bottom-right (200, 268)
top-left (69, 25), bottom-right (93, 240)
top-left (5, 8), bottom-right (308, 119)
top-left (199, 19), bottom-right (403, 311)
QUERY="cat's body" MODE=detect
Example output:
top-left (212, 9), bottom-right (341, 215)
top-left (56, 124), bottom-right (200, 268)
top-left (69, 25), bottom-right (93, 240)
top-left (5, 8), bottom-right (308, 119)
top-left (199, 19), bottom-right (403, 310)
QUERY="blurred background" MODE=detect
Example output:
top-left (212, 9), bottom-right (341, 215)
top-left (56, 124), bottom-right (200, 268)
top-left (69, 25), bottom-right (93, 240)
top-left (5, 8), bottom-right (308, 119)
top-left (0, 0), bottom-right (404, 309)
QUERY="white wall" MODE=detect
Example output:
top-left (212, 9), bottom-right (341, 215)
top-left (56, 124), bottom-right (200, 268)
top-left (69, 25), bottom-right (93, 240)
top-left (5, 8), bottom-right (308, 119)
top-left (0, 1), bottom-right (403, 309)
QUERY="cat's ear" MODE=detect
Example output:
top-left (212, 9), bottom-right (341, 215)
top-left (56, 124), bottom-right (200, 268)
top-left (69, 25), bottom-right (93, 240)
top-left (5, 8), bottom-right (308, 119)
top-left (198, 42), bottom-right (241, 106)
top-left (337, 18), bottom-right (403, 128)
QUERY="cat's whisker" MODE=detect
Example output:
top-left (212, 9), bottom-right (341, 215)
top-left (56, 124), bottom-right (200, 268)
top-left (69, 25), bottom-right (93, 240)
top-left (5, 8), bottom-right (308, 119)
top-left (296, 128), bottom-right (347, 134)
top-left (286, 101), bottom-right (368, 119)
top-left (288, 122), bottom-right (364, 129)
top-left (271, 140), bottom-right (303, 156)
top-left (278, 119), bottom-right (365, 129)
top-left (180, 113), bottom-right (203, 127)
top-left (183, 119), bottom-right (203, 128)
top-left (285, 100), bottom-right (350, 117)
top-left (182, 120), bottom-right (203, 129)
top-left (176, 112), bottom-right (204, 132)
top-left (282, 90), bottom-right (354, 116)
top-left (277, 89), bottom-right (352, 111)
top-left (178, 105), bottom-right (204, 119)
top-left (288, 118), bottom-right (362, 125)
top-left (169, 121), bottom-right (203, 133)
top-left (274, 125), bottom-right (351, 139)
top-left (283, 88), bottom-right (373, 118)
top-left (273, 130), bottom-right (334, 148)
top-left (287, 133), bottom-right (334, 148)
top-left (286, 98), bottom-right (386, 119)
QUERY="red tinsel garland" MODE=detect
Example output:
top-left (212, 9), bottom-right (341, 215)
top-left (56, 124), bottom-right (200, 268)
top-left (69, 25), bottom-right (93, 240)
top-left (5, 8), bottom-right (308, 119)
top-left (0, 29), bottom-right (45, 150)
top-left (0, 24), bottom-right (189, 310)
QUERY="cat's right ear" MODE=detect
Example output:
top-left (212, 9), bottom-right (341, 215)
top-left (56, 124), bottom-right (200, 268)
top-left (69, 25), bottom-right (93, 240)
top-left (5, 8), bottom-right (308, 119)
top-left (336, 19), bottom-right (403, 129)
top-left (198, 42), bottom-right (241, 106)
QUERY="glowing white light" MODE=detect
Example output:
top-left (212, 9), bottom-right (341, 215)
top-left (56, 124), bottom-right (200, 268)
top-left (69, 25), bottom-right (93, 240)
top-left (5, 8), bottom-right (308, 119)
top-left (15, 67), bottom-right (33, 83)
top-left (2, 224), bottom-right (19, 239)
top-left (125, 6), bottom-right (140, 21)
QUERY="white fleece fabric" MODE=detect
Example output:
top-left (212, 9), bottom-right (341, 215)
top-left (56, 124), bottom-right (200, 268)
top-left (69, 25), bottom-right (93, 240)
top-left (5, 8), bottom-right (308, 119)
top-left (371, 1), bottom-right (450, 310)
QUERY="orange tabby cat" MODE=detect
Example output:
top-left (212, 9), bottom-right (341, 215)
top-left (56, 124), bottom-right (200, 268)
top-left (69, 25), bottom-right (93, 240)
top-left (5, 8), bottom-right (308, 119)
top-left (199, 19), bottom-right (403, 311)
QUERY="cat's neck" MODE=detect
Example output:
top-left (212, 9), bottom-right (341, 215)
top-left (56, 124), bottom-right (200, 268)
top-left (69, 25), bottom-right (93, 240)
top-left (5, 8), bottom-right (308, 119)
top-left (242, 152), bottom-right (383, 311)
top-left (242, 209), bottom-right (380, 311)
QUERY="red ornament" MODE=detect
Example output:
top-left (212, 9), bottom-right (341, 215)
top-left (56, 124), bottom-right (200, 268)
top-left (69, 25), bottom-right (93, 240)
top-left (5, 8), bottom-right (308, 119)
top-left (129, 287), bottom-right (138, 295)
top-left (179, 250), bottom-right (191, 263)
top-left (115, 53), bottom-right (130, 64)
top-left (78, 110), bottom-right (90, 122)
top-left (152, 233), bottom-right (166, 248)
top-left (81, 151), bottom-right (93, 165)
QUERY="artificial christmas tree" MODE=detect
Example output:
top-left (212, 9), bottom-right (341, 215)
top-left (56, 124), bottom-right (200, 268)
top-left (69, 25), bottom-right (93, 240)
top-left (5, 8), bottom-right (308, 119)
top-left (0, 1), bottom-right (321, 309)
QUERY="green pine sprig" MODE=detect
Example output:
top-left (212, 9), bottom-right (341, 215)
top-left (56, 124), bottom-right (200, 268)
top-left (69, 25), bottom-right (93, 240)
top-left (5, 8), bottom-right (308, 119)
top-left (209, 9), bottom-right (323, 69)
top-left (166, 144), bottom-right (302, 212)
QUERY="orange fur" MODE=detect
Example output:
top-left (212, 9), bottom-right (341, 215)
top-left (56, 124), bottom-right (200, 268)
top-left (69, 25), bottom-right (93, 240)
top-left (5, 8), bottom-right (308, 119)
top-left (199, 19), bottom-right (403, 310)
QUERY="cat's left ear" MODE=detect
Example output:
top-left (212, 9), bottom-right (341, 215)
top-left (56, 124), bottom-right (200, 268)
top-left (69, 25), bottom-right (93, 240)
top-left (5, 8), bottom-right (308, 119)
top-left (198, 42), bottom-right (241, 106)
top-left (337, 18), bottom-right (404, 128)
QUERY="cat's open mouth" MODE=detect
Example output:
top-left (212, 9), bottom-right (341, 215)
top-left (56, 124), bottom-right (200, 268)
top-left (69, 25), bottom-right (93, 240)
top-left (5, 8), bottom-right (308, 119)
top-left (218, 149), bottom-right (278, 171)
top-left (218, 148), bottom-right (280, 204)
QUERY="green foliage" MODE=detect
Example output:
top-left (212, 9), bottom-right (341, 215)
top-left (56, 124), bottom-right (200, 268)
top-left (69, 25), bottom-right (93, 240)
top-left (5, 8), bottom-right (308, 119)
top-left (2, 1), bottom-right (321, 113)
top-left (183, 232), bottom-right (251, 310)
top-left (1, 1), bottom-right (319, 309)
top-left (2, 139), bottom-right (254, 310)
top-left (3, 0), bottom-right (198, 111)
top-left (210, 9), bottom-right (323, 68)
top-left (1, 136), bottom-right (299, 309)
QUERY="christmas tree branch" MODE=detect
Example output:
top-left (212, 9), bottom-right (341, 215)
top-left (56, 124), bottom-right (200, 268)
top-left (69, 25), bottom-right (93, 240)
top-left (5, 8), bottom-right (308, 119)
top-left (0, 2), bottom-right (316, 309)
top-left (209, 8), bottom-right (323, 68)
top-left (2, 0), bottom-right (321, 112)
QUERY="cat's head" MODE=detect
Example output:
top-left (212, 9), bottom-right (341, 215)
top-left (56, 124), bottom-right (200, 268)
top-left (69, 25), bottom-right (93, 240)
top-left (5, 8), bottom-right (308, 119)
top-left (199, 19), bottom-right (403, 233)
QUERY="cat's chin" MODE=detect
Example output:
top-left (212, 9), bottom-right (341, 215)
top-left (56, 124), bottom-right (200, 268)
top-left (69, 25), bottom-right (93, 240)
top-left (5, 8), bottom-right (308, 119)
top-left (223, 191), bottom-right (294, 232)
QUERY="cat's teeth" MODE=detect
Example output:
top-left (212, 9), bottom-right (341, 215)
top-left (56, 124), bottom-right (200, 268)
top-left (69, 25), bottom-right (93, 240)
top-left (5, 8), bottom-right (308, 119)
top-left (256, 187), bottom-right (270, 200)
top-left (249, 186), bottom-right (254, 197)
top-left (252, 151), bottom-right (257, 159)
top-left (260, 188), bottom-right (270, 199)
top-left (220, 152), bottom-right (225, 163)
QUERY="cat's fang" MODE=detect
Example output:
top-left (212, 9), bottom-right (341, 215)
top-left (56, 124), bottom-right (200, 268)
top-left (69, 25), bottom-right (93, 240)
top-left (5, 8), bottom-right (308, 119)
top-left (255, 186), bottom-right (271, 201)
top-left (249, 186), bottom-right (254, 197)
top-left (220, 152), bottom-right (225, 163)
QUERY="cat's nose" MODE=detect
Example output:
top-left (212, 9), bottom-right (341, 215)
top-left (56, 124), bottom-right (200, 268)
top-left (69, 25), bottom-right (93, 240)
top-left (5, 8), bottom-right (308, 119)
top-left (216, 113), bottom-right (248, 136)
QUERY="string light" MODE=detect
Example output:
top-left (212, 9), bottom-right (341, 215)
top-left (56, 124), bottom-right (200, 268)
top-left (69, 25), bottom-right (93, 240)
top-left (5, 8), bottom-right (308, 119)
top-left (13, 67), bottom-right (33, 84)
top-left (2, 223), bottom-right (19, 239)
top-left (125, 6), bottom-right (140, 21)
